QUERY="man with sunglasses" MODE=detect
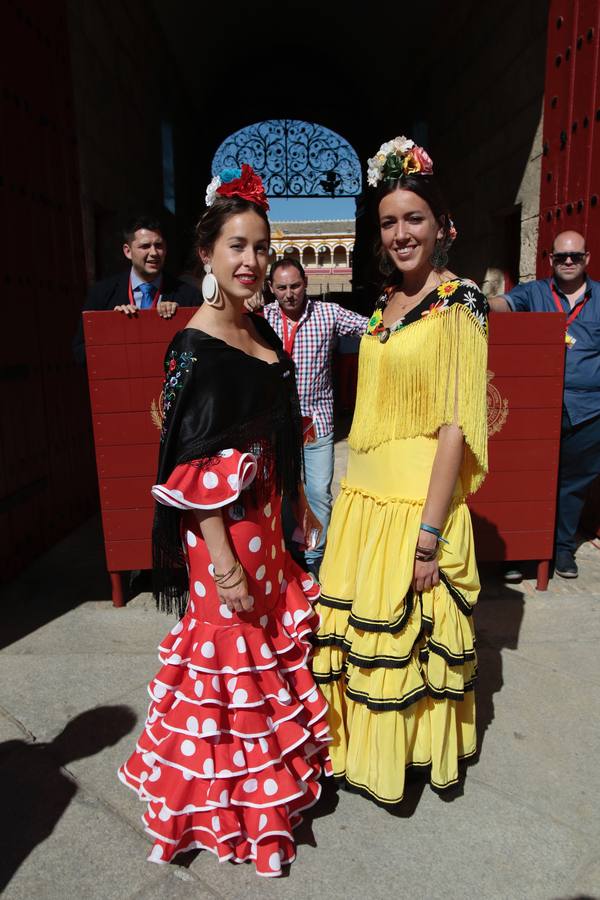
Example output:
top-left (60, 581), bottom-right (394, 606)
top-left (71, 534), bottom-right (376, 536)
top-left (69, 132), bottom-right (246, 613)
top-left (489, 230), bottom-right (600, 578)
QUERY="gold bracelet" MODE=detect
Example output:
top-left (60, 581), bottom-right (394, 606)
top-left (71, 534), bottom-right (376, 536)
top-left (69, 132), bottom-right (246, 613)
top-left (218, 572), bottom-right (246, 590)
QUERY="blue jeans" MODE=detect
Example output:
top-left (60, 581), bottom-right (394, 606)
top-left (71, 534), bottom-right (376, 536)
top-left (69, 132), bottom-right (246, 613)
top-left (556, 409), bottom-right (600, 555)
top-left (303, 431), bottom-right (334, 569)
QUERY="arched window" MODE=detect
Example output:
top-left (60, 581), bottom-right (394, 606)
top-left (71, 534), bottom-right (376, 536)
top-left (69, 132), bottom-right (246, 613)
top-left (318, 245), bottom-right (332, 266)
top-left (283, 246), bottom-right (301, 261)
top-left (333, 245), bottom-right (348, 266)
top-left (303, 246), bottom-right (316, 267)
top-left (212, 120), bottom-right (361, 198)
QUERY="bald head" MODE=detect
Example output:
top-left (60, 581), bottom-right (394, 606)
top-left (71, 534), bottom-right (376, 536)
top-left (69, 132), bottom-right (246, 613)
top-left (550, 230), bottom-right (589, 290)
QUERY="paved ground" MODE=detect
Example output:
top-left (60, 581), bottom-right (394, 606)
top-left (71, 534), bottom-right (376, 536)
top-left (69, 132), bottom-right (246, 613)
top-left (1, 438), bottom-right (599, 900)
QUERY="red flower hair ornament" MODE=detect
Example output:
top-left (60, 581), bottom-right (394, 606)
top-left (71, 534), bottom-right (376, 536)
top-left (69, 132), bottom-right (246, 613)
top-left (205, 164), bottom-right (270, 211)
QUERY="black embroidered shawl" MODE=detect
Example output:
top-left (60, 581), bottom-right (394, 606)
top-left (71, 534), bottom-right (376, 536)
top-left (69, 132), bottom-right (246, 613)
top-left (152, 314), bottom-right (303, 616)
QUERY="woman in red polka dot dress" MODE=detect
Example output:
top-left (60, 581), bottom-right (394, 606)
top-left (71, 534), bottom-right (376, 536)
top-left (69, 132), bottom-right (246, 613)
top-left (118, 166), bottom-right (332, 877)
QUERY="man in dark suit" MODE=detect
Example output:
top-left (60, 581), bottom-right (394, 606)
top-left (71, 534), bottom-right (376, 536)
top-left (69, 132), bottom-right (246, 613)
top-left (73, 214), bottom-right (199, 364)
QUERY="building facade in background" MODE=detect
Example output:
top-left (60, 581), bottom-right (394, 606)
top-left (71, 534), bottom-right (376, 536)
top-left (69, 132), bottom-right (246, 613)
top-left (270, 220), bottom-right (355, 294)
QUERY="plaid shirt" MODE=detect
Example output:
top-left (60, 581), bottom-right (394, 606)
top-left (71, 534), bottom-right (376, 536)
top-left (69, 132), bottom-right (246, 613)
top-left (264, 298), bottom-right (368, 437)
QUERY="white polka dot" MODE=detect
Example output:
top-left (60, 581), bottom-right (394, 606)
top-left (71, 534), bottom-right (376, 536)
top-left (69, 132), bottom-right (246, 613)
top-left (265, 581), bottom-right (272, 595)
top-left (282, 611), bottom-right (293, 627)
top-left (158, 805), bottom-right (171, 821)
top-left (227, 677), bottom-right (237, 691)
top-left (263, 503), bottom-right (272, 517)
top-left (302, 578), bottom-right (313, 591)
top-left (186, 530), bottom-right (197, 547)
top-left (153, 684), bottom-right (167, 699)
top-left (281, 539), bottom-right (285, 551)
top-left (194, 580), bottom-right (206, 598)
top-left (269, 851), bottom-right (281, 871)
top-left (208, 563), bottom-right (215, 577)
top-left (233, 688), bottom-right (248, 705)
top-left (186, 716), bottom-right (199, 733)
top-left (192, 642), bottom-right (198, 651)
top-left (293, 608), bottom-right (305, 624)
top-left (264, 778), bottom-right (278, 796)
top-left (233, 750), bottom-right (245, 767)
top-left (194, 680), bottom-right (204, 698)
top-left (203, 758), bottom-right (215, 777)
top-left (220, 768), bottom-right (233, 777)
top-left (271, 545), bottom-right (277, 559)
top-left (202, 718), bottom-right (217, 734)
top-left (219, 604), bottom-right (233, 619)
top-left (183, 770), bottom-right (194, 781)
top-left (211, 675), bottom-right (220, 691)
top-left (243, 778), bottom-right (258, 793)
top-left (278, 688), bottom-right (291, 703)
top-left (243, 740), bottom-right (255, 751)
top-left (148, 766), bottom-right (161, 782)
top-left (149, 845), bottom-right (164, 862)
top-left (219, 790), bottom-right (229, 805)
top-left (140, 771), bottom-right (149, 783)
top-left (255, 565), bottom-right (266, 580)
top-left (277, 569), bottom-right (284, 583)
top-left (271, 518), bottom-right (276, 532)
top-left (190, 601), bottom-right (196, 613)
top-left (212, 815), bottom-right (220, 831)
top-left (142, 751), bottom-right (155, 766)
top-left (248, 536), bottom-right (262, 553)
top-left (187, 618), bottom-right (196, 631)
top-left (280, 579), bottom-right (288, 594)
top-left (219, 448), bottom-right (234, 457)
top-left (203, 471), bottom-right (219, 489)
top-left (201, 641), bottom-right (215, 658)
top-left (189, 668), bottom-right (197, 681)
top-left (171, 621), bottom-right (184, 635)
top-left (227, 474), bottom-right (239, 490)
top-left (181, 739), bottom-right (195, 757)
top-left (260, 643), bottom-right (273, 659)
top-left (170, 489), bottom-right (184, 499)
top-left (236, 636), bottom-right (247, 653)
top-left (258, 813), bottom-right (268, 830)
top-left (260, 614), bottom-right (268, 627)
top-left (259, 737), bottom-right (269, 752)
top-left (172, 637), bottom-right (182, 650)
top-left (168, 653), bottom-right (181, 665)
top-left (307, 690), bottom-right (318, 703)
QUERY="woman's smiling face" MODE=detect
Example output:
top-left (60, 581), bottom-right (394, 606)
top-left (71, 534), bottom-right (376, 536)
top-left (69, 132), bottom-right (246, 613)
top-left (203, 210), bottom-right (270, 302)
top-left (379, 187), bottom-right (443, 276)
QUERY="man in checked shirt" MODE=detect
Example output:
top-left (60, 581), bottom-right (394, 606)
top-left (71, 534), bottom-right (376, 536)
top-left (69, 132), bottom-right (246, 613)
top-left (264, 259), bottom-right (368, 577)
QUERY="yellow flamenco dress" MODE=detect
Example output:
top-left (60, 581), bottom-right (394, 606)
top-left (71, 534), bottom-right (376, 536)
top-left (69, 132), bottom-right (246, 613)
top-left (312, 278), bottom-right (489, 805)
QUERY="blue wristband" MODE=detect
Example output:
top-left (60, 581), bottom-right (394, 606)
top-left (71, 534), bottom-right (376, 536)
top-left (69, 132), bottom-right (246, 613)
top-left (420, 523), bottom-right (449, 545)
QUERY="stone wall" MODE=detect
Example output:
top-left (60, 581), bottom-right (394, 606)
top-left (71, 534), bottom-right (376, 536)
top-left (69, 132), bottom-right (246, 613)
top-left (67, 1), bottom-right (200, 283)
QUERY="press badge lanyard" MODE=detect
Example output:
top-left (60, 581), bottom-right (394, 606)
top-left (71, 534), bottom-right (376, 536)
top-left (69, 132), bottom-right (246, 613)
top-left (551, 283), bottom-right (591, 347)
top-left (280, 308), bottom-right (302, 356)
top-left (128, 277), bottom-right (162, 308)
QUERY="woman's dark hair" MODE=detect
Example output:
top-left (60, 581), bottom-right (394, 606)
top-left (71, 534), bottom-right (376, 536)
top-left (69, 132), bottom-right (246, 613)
top-left (374, 175), bottom-right (452, 286)
top-left (194, 196), bottom-right (270, 255)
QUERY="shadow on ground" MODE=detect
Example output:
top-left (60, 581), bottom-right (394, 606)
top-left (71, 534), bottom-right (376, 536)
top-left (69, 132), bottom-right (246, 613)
top-left (0, 705), bottom-right (137, 893)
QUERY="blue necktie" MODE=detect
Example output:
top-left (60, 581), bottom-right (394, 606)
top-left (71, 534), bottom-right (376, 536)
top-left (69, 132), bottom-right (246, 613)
top-left (139, 283), bottom-right (156, 309)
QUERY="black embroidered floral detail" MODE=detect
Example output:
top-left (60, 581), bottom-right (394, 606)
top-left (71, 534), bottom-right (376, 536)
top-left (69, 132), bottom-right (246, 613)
top-left (161, 350), bottom-right (196, 438)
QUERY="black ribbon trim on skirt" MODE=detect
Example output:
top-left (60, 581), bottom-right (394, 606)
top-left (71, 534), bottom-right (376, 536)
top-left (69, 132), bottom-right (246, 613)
top-left (347, 589), bottom-right (414, 634)
top-left (311, 633), bottom-right (348, 648)
top-left (312, 666), bottom-right (347, 684)
top-left (345, 682), bottom-right (428, 712)
top-left (346, 647), bottom-right (413, 669)
top-left (425, 637), bottom-right (477, 666)
top-left (317, 593), bottom-right (353, 611)
top-left (438, 570), bottom-right (473, 616)
top-left (426, 677), bottom-right (477, 701)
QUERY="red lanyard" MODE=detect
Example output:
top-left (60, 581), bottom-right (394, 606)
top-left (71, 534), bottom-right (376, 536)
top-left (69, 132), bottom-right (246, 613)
top-left (551, 283), bottom-right (590, 328)
top-left (128, 277), bottom-right (162, 308)
top-left (280, 308), bottom-right (301, 356)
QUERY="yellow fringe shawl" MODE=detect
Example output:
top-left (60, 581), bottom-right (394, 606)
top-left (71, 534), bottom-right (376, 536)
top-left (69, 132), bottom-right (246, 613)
top-left (348, 302), bottom-right (489, 495)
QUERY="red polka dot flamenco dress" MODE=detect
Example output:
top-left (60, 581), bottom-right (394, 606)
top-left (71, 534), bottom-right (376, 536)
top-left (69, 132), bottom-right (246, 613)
top-left (118, 448), bottom-right (332, 877)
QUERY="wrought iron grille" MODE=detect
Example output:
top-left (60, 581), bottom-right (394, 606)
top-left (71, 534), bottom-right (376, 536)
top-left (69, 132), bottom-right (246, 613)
top-left (212, 120), bottom-right (362, 198)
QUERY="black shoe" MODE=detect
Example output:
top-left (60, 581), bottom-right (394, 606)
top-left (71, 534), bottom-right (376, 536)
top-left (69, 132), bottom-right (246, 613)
top-left (504, 565), bottom-right (523, 583)
top-left (555, 552), bottom-right (578, 579)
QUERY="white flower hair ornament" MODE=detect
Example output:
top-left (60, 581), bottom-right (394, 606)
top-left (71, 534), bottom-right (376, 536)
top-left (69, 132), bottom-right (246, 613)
top-left (367, 135), bottom-right (434, 187)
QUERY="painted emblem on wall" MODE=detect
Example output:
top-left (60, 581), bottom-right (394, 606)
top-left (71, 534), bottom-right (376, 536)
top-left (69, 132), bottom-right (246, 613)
top-left (150, 392), bottom-right (164, 431)
top-left (486, 370), bottom-right (508, 436)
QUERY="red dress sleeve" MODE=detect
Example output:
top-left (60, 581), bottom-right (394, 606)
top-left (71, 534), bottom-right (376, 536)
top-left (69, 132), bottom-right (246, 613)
top-left (151, 449), bottom-right (257, 510)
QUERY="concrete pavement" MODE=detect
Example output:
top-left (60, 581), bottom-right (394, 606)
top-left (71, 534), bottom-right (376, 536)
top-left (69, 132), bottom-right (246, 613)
top-left (1, 452), bottom-right (599, 899)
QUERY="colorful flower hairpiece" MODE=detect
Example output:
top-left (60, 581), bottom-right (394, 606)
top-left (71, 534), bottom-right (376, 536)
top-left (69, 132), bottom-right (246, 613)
top-left (367, 136), bottom-right (433, 188)
top-left (205, 163), bottom-right (270, 211)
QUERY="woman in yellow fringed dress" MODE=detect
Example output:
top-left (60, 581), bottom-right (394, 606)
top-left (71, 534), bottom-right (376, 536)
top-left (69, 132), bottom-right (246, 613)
top-left (312, 135), bottom-right (489, 805)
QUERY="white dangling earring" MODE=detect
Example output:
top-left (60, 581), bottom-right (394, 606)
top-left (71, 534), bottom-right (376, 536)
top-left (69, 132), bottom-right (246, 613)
top-left (202, 263), bottom-right (219, 305)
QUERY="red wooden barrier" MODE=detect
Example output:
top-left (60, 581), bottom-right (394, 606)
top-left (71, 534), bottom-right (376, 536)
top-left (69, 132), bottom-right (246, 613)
top-left (85, 310), bottom-right (565, 605)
